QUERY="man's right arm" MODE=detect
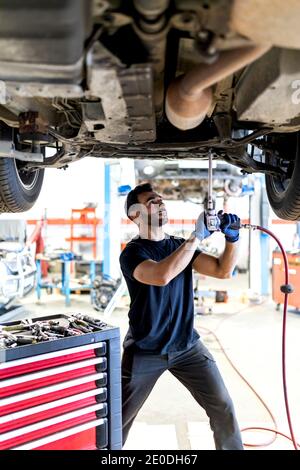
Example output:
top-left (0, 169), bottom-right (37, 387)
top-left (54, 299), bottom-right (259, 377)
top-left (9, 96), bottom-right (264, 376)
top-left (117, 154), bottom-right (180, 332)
top-left (133, 235), bottom-right (199, 286)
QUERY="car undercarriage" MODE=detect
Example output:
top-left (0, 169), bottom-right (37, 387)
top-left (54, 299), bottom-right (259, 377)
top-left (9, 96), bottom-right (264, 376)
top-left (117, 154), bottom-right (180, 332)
top-left (0, 0), bottom-right (300, 219)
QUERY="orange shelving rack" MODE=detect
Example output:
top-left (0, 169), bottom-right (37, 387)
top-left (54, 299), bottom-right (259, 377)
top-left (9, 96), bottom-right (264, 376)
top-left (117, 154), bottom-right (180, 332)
top-left (66, 208), bottom-right (98, 259)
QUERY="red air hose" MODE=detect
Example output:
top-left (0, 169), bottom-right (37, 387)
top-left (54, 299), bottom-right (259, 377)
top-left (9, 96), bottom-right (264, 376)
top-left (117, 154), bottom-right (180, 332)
top-left (243, 224), bottom-right (298, 450)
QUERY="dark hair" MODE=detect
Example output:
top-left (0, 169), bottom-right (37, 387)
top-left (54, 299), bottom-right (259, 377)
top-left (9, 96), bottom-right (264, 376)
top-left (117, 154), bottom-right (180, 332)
top-left (125, 182), bottom-right (153, 217)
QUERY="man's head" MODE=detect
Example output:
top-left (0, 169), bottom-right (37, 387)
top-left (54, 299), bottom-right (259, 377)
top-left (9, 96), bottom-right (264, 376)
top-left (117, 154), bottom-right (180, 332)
top-left (125, 183), bottom-right (168, 228)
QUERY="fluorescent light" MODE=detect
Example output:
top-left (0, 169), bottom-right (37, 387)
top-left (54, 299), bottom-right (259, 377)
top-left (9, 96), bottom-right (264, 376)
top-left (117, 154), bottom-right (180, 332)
top-left (143, 165), bottom-right (155, 175)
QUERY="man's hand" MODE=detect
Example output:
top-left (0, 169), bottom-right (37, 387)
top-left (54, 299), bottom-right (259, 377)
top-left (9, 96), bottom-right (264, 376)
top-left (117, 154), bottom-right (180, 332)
top-left (194, 212), bottom-right (213, 241)
top-left (218, 211), bottom-right (240, 243)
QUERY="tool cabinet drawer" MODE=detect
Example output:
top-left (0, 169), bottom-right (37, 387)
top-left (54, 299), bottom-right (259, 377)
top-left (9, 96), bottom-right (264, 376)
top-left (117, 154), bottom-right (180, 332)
top-left (0, 373), bottom-right (107, 416)
top-left (0, 388), bottom-right (107, 433)
top-left (0, 405), bottom-right (106, 450)
top-left (15, 418), bottom-right (108, 450)
top-left (0, 342), bottom-right (106, 380)
top-left (0, 357), bottom-right (107, 398)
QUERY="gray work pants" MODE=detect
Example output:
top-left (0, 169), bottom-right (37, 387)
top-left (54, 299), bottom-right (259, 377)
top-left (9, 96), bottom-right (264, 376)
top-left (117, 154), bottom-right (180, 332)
top-left (121, 340), bottom-right (243, 450)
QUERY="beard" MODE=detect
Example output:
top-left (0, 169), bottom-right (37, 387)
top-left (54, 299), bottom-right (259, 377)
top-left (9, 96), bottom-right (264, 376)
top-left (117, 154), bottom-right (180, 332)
top-left (148, 210), bottom-right (168, 227)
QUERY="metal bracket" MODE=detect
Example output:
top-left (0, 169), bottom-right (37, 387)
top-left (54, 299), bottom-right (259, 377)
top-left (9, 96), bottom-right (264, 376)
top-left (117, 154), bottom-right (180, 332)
top-left (0, 140), bottom-right (44, 162)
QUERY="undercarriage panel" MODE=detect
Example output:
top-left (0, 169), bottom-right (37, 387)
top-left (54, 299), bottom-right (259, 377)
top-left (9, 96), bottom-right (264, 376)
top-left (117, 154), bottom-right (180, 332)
top-left (0, 0), bottom-right (92, 83)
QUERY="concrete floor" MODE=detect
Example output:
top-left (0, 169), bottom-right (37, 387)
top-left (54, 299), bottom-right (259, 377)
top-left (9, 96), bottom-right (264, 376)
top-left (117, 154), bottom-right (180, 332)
top-left (1, 274), bottom-right (300, 451)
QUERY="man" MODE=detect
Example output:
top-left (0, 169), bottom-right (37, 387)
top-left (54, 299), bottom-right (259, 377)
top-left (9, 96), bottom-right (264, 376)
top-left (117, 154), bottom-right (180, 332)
top-left (119, 182), bottom-right (243, 450)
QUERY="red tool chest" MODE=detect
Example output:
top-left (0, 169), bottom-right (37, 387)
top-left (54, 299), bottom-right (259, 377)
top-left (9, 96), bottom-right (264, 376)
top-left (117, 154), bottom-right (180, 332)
top-left (0, 314), bottom-right (121, 450)
top-left (272, 251), bottom-right (300, 309)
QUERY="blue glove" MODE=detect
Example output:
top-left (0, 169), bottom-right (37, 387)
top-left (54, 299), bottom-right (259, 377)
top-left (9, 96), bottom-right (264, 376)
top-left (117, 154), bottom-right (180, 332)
top-left (193, 212), bottom-right (213, 241)
top-left (218, 211), bottom-right (240, 243)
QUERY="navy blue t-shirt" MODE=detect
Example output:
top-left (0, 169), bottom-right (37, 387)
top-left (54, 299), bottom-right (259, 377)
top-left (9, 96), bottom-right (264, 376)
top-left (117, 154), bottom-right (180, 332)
top-left (119, 235), bottom-right (201, 354)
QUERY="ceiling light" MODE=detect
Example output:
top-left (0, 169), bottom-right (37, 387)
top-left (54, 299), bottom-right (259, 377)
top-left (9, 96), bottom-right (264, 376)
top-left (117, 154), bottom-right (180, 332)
top-left (143, 165), bottom-right (155, 176)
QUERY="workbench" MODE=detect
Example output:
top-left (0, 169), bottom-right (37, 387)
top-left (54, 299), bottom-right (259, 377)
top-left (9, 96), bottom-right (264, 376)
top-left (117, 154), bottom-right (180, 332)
top-left (36, 256), bottom-right (96, 307)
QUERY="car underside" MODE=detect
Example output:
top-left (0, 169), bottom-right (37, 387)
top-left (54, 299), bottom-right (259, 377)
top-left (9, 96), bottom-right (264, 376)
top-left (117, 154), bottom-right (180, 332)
top-left (0, 0), bottom-right (300, 219)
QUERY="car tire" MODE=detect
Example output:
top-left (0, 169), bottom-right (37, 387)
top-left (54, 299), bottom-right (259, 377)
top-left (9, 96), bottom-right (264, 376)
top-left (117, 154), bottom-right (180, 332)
top-left (265, 133), bottom-right (300, 220)
top-left (0, 157), bottom-right (44, 213)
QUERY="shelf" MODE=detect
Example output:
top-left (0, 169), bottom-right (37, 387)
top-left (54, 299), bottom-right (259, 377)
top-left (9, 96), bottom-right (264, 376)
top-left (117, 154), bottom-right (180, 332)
top-left (65, 237), bottom-right (96, 242)
top-left (68, 208), bottom-right (98, 259)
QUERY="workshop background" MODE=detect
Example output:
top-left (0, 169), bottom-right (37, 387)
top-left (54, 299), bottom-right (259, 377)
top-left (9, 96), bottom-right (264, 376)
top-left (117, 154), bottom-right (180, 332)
top-left (1, 157), bottom-right (300, 450)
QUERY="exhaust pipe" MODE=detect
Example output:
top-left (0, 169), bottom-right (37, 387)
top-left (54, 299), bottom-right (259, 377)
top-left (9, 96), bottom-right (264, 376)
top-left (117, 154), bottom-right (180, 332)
top-left (165, 44), bottom-right (270, 131)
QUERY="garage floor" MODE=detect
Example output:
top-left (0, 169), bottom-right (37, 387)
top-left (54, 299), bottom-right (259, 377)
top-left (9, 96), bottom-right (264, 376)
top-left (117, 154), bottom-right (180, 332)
top-left (2, 274), bottom-right (300, 451)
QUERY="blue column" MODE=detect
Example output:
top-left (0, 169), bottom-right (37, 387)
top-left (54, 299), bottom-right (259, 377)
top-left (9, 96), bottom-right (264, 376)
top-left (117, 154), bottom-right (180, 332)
top-left (103, 163), bottom-right (111, 277)
top-left (89, 260), bottom-right (96, 305)
top-left (260, 175), bottom-right (270, 296)
top-left (62, 261), bottom-right (71, 307)
top-left (260, 232), bottom-right (269, 295)
top-left (36, 259), bottom-right (42, 301)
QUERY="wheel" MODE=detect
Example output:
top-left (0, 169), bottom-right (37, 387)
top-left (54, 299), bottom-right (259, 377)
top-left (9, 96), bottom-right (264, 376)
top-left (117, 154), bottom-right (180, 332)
top-left (0, 157), bottom-right (44, 213)
top-left (265, 132), bottom-right (300, 220)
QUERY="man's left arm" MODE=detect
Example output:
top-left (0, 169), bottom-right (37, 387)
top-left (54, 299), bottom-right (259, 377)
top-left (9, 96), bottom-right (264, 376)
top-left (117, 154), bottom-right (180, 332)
top-left (192, 212), bottom-right (240, 279)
